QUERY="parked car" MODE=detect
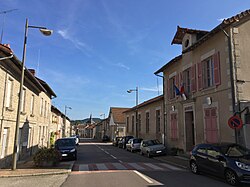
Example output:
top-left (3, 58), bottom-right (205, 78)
top-left (190, 143), bottom-right (250, 186)
top-left (55, 138), bottom-right (77, 160)
top-left (102, 135), bottom-right (110, 142)
top-left (113, 137), bottom-right (122, 146)
top-left (118, 136), bottom-right (134, 149)
top-left (126, 138), bottom-right (143, 152)
top-left (140, 139), bottom-right (166, 158)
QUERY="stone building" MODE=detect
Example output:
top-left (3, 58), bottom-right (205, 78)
top-left (155, 9), bottom-right (250, 151)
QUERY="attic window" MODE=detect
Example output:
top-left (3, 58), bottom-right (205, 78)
top-left (184, 39), bottom-right (189, 48)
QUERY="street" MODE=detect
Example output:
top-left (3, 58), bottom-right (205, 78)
top-left (61, 139), bottom-right (237, 187)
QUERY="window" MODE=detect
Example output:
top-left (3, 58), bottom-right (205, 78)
top-left (203, 57), bottom-right (214, 88)
top-left (126, 117), bottom-right (129, 133)
top-left (138, 114), bottom-right (141, 132)
top-left (30, 95), bottom-right (35, 114)
top-left (44, 100), bottom-right (47, 117)
top-left (156, 110), bottom-right (161, 133)
top-left (169, 77), bottom-right (175, 99)
top-left (40, 98), bottom-right (43, 116)
top-left (183, 68), bottom-right (191, 95)
top-left (207, 148), bottom-right (221, 158)
top-left (6, 78), bottom-right (13, 108)
top-left (170, 113), bottom-right (178, 139)
top-left (197, 147), bottom-right (206, 154)
top-left (1, 128), bottom-right (9, 158)
top-left (132, 116), bottom-right (135, 133)
top-left (146, 112), bottom-right (150, 133)
top-left (21, 88), bottom-right (26, 112)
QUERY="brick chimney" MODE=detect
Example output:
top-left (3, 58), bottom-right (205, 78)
top-left (28, 69), bottom-right (36, 76)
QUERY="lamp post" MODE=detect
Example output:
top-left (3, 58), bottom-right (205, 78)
top-left (64, 105), bottom-right (72, 137)
top-left (12, 18), bottom-right (53, 170)
top-left (127, 87), bottom-right (139, 138)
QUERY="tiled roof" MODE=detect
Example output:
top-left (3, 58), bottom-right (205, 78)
top-left (36, 77), bottom-right (57, 98)
top-left (171, 26), bottom-right (208, 45)
top-left (154, 55), bottom-right (182, 75)
top-left (110, 107), bottom-right (130, 124)
top-left (124, 95), bottom-right (163, 113)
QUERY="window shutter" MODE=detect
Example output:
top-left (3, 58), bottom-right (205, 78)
top-left (213, 52), bottom-right (221, 86)
top-left (167, 79), bottom-right (170, 101)
top-left (179, 71), bottom-right (183, 87)
top-left (191, 64), bottom-right (197, 92)
top-left (198, 62), bottom-right (203, 90)
top-left (175, 74), bottom-right (179, 88)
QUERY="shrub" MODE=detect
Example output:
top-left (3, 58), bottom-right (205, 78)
top-left (50, 132), bottom-right (56, 148)
top-left (33, 147), bottom-right (61, 167)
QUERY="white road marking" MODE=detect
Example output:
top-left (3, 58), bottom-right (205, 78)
top-left (79, 164), bottom-right (89, 171)
top-left (127, 163), bottom-right (145, 170)
top-left (133, 170), bottom-right (153, 184)
top-left (112, 163), bottom-right (127, 170)
top-left (96, 163), bottom-right (108, 170)
top-left (144, 163), bottom-right (163, 170)
top-left (110, 155), bottom-right (117, 159)
top-left (158, 163), bottom-right (184, 171)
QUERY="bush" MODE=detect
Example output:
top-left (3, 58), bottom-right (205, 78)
top-left (33, 147), bottom-right (61, 167)
top-left (50, 132), bottom-right (56, 148)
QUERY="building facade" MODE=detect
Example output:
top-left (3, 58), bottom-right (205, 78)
top-left (124, 95), bottom-right (164, 143)
top-left (0, 44), bottom-right (56, 168)
top-left (155, 10), bottom-right (250, 151)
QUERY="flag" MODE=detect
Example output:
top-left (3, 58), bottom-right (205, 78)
top-left (174, 85), bottom-right (181, 96)
top-left (180, 85), bottom-right (187, 100)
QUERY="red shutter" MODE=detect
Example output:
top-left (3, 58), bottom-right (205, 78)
top-left (213, 52), bottom-right (221, 86)
top-left (175, 74), bottom-right (179, 88)
top-left (198, 62), bottom-right (203, 90)
top-left (179, 71), bottom-right (183, 87)
top-left (191, 64), bottom-right (197, 92)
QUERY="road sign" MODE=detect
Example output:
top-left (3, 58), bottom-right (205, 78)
top-left (228, 115), bottom-right (243, 129)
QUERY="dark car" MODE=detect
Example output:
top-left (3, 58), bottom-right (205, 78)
top-left (118, 136), bottom-right (134, 149)
top-left (190, 143), bottom-right (250, 186)
top-left (140, 139), bottom-right (166, 158)
top-left (102, 135), bottom-right (110, 142)
top-left (55, 138), bottom-right (77, 160)
top-left (113, 137), bottom-right (122, 146)
top-left (126, 138), bottom-right (143, 152)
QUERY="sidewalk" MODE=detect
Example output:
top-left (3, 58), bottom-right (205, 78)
top-left (0, 159), bottom-right (74, 178)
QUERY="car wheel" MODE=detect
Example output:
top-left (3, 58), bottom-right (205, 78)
top-left (140, 151), bottom-right (144, 155)
top-left (147, 152), bottom-right (151, 158)
top-left (190, 161), bottom-right (199, 174)
top-left (225, 169), bottom-right (238, 186)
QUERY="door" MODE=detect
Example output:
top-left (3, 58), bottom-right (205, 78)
top-left (206, 147), bottom-right (225, 176)
top-left (1, 128), bottom-right (8, 159)
top-left (185, 111), bottom-right (195, 151)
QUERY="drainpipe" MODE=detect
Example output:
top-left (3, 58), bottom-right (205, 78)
top-left (221, 27), bottom-right (238, 143)
top-left (155, 73), bottom-right (166, 146)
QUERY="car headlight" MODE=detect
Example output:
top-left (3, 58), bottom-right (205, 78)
top-left (235, 161), bottom-right (250, 171)
top-left (70, 149), bottom-right (76, 153)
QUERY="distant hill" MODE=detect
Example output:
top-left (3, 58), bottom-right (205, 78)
top-left (71, 118), bottom-right (102, 125)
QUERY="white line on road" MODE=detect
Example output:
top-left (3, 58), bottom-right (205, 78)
top-left (133, 170), bottom-right (153, 184)
top-left (110, 155), bottom-right (117, 159)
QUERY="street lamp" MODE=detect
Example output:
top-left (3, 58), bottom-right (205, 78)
top-left (12, 18), bottom-right (53, 170)
top-left (100, 113), bottom-right (106, 136)
top-left (127, 86), bottom-right (139, 138)
top-left (64, 105), bottom-right (72, 137)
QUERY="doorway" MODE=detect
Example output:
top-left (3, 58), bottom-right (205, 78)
top-left (185, 111), bottom-right (195, 151)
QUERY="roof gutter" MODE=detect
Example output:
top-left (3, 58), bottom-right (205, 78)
top-left (0, 54), bottom-right (13, 61)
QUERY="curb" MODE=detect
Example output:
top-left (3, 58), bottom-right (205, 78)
top-left (0, 162), bottom-right (74, 178)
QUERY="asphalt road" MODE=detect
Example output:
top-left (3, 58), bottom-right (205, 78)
top-left (60, 138), bottom-right (242, 187)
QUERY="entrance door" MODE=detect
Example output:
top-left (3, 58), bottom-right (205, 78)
top-left (1, 128), bottom-right (8, 158)
top-left (185, 111), bottom-right (195, 151)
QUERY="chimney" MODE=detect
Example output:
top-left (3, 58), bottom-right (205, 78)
top-left (28, 69), bottom-right (36, 76)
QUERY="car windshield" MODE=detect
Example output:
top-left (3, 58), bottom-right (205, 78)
top-left (133, 139), bottom-right (142, 143)
top-left (56, 139), bottom-right (75, 147)
top-left (222, 145), bottom-right (250, 157)
top-left (147, 140), bottom-right (161, 146)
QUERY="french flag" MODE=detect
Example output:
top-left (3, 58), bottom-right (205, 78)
top-left (180, 85), bottom-right (187, 100)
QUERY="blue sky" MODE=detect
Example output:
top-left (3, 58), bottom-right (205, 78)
top-left (1, 1), bottom-right (249, 120)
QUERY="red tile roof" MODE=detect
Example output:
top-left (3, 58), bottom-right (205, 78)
top-left (110, 107), bottom-right (130, 124)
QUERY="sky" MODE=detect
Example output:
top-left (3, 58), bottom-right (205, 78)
top-left (1, 1), bottom-right (249, 120)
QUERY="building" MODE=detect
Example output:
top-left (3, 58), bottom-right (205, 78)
top-left (124, 95), bottom-right (164, 143)
top-left (155, 9), bottom-right (250, 151)
top-left (0, 44), bottom-right (56, 168)
top-left (108, 107), bottom-right (130, 140)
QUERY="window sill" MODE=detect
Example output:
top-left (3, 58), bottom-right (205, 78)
top-left (6, 107), bottom-right (14, 111)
